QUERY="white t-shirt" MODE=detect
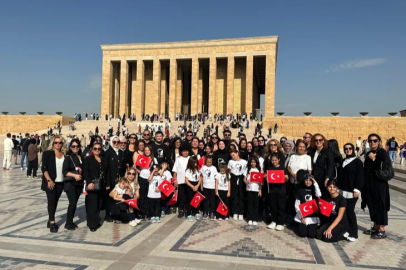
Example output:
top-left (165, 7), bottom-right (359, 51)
top-left (216, 173), bottom-right (230, 191)
top-left (228, 159), bottom-right (248, 176)
top-left (55, 156), bottom-right (65, 183)
top-left (148, 175), bottom-right (162, 199)
top-left (172, 156), bottom-right (190, 184)
top-left (139, 158), bottom-right (158, 179)
top-left (200, 165), bottom-right (218, 189)
top-left (161, 170), bottom-right (173, 182)
top-left (114, 184), bottom-right (127, 195)
top-left (258, 157), bottom-right (264, 171)
top-left (246, 168), bottom-right (260, 192)
top-left (288, 154), bottom-right (312, 183)
top-left (185, 169), bottom-right (200, 183)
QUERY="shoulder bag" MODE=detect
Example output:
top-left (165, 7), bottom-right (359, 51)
top-left (85, 161), bottom-right (103, 191)
top-left (376, 151), bottom-right (394, 181)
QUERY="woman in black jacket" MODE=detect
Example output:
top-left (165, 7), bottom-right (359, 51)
top-left (213, 140), bottom-right (230, 170)
top-left (41, 135), bottom-right (66, 233)
top-left (309, 134), bottom-right (335, 198)
top-left (362, 133), bottom-right (390, 239)
top-left (338, 143), bottom-right (364, 242)
top-left (62, 138), bottom-right (83, 230)
top-left (83, 142), bottom-right (108, 232)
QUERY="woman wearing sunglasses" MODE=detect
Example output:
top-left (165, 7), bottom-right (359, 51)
top-left (83, 142), bottom-right (108, 232)
top-left (62, 139), bottom-right (83, 230)
top-left (362, 134), bottom-right (390, 239)
top-left (41, 135), bottom-right (67, 233)
top-left (127, 134), bottom-right (138, 168)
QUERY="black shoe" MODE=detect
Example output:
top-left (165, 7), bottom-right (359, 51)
top-left (363, 227), bottom-right (377, 235)
top-left (178, 210), bottom-right (184, 218)
top-left (50, 223), bottom-right (59, 233)
top-left (105, 216), bottom-right (113, 222)
top-left (371, 230), bottom-right (387, 239)
top-left (89, 227), bottom-right (97, 232)
top-left (64, 224), bottom-right (76, 230)
top-left (47, 221), bottom-right (50, 228)
top-left (73, 223), bottom-right (79, 229)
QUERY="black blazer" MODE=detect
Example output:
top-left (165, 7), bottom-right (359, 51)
top-left (82, 155), bottom-right (108, 186)
top-left (105, 147), bottom-right (126, 188)
top-left (41, 150), bottom-right (65, 191)
top-left (62, 154), bottom-right (84, 187)
top-left (309, 147), bottom-right (335, 185)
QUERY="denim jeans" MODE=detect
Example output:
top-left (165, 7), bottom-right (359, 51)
top-left (20, 152), bottom-right (28, 168)
top-left (389, 151), bottom-right (397, 162)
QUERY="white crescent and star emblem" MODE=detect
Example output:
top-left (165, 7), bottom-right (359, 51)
top-left (252, 174), bottom-right (259, 180)
top-left (303, 205), bottom-right (312, 212)
top-left (163, 183), bottom-right (168, 190)
top-left (128, 201), bottom-right (134, 206)
top-left (139, 157), bottom-right (145, 164)
top-left (270, 173), bottom-right (276, 180)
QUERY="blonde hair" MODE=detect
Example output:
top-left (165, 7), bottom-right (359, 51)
top-left (126, 168), bottom-right (139, 192)
top-left (47, 135), bottom-right (67, 154)
top-left (265, 139), bottom-right (283, 158)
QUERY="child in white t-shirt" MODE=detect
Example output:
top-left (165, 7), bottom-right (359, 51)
top-left (126, 168), bottom-right (141, 227)
top-left (244, 157), bottom-right (262, 226)
top-left (160, 161), bottom-right (173, 217)
top-left (172, 146), bottom-right (190, 218)
top-left (185, 156), bottom-right (201, 221)
top-left (147, 164), bottom-right (165, 223)
top-left (215, 163), bottom-right (231, 220)
top-left (200, 156), bottom-right (218, 220)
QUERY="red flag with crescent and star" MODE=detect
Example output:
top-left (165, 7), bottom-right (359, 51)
top-left (158, 180), bottom-right (175, 197)
top-left (267, 170), bottom-right (285, 183)
top-left (216, 201), bottom-right (229, 216)
top-left (190, 192), bottom-right (205, 208)
top-left (299, 199), bottom-right (318, 217)
top-left (135, 154), bottom-right (151, 169)
top-left (318, 198), bottom-right (334, 217)
top-left (168, 191), bottom-right (178, 205)
top-left (250, 172), bottom-right (265, 183)
top-left (124, 199), bottom-right (139, 210)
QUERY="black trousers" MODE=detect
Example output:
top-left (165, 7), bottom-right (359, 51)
top-left (346, 197), bottom-right (358, 238)
top-left (297, 223), bottom-right (318, 238)
top-left (27, 157), bottom-right (38, 177)
top-left (216, 190), bottom-right (229, 219)
top-left (230, 174), bottom-right (245, 215)
top-left (138, 176), bottom-right (149, 217)
top-left (287, 182), bottom-right (299, 215)
top-left (203, 188), bottom-right (216, 215)
top-left (247, 191), bottom-right (259, 221)
top-left (104, 187), bottom-right (112, 218)
top-left (367, 181), bottom-right (389, 226)
top-left (86, 190), bottom-right (101, 228)
top-left (65, 184), bottom-right (82, 226)
top-left (316, 222), bottom-right (348, 242)
top-left (45, 183), bottom-right (64, 222)
top-left (187, 182), bottom-right (199, 216)
top-left (149, 198), bottom-right (161, 217)
top-left (269, 187), bottom-right (286, 226)
top-left (178, 184), bottom-right (188, 213)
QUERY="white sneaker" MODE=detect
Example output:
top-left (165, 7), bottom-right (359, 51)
top-left (135, 219), bottom-right (142, 224)
top-left (275, 225), bottom-right (284, 231)
top-left (267, 222), bottom-right (276, 230)
top-left (248, 220), bottom-right (253, 225)
top-left (347, 237), bottom-right (357, 242)
top-left (129, 220), bottom-right (137, 227)
top-left (238, 215), bottom-right (244, 221)
top-left (225, 218), bottom-right (229, 221)
top-left (343, 232), bottom-right (349, 239)
top-left (218, 218), bottom-right (223, 221)
top-left (253, 221), bottom-right (258, 226)
top-left (233, 214), bottom-right (238, 221)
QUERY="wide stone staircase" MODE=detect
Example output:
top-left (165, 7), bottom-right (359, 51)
top-left (389, 164), bottom-right (406, 194)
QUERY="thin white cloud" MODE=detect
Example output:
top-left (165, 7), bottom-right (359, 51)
top-left (87, 74), bottom-right (101, 91)
top-left (325, 58), bottom-right (387, 73)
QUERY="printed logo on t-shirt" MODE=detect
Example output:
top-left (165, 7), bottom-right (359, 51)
top-left (330, 201), bottom-right (337, 215)
top-left (193, 173), bottom-right (198, 181)
top-left (205, 169), bottom-right (212, 178)
top-left (218, 158), bottom-right (225, 164)
top-left (391, 142), bottom-right (396, 148)
top-left (221, 175), bottom-right (227, 185)
top-left (158, 148), bottom-right (164, 158)
top-left (305, 194), bottom-right (312, 202)
top-left (235, 164), bottom-right (242, 172)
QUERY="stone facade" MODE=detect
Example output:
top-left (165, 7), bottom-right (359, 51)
top-left (0, 115), bottom-right (74, 134)
top-left (100, 36), bottom-right (278, 119)
top-left (264, 116), bottom-right (406, 148)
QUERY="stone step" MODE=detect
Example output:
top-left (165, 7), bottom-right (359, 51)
top-left (394, 167), bottom-right (406, 174)
top-left (389, 179), bottom-right (406, 194)
top-left (394, 172), bottom-right (406, 183)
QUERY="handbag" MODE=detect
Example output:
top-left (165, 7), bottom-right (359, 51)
top-left (63, 156), bottom-right (80, 182)
top-left (375, 151), bottom-right (394, 181)
top-left (86, 178), bottom-right (101, 191)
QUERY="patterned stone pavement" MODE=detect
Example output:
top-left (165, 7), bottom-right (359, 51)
top-left (1, 157), bottom-right (406, 270)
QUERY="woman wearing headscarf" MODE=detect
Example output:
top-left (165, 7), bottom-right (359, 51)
top-left (213, 140), bottom-right (230, 170)
top-left (362, 133), bottom-right (390, 239)
top-left (338, 143), bottom-right (364, 242)
top-left (238, 138), bottom-right (249, 161)
top-left (27, 138), bottom-right (40, 179)
top-left (283, 140), bottom-right (295, 167)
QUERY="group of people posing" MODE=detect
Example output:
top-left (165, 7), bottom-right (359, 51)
top-left (39, 128), bottom-right (392, 243)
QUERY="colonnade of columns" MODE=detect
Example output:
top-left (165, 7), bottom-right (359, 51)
top-left (101, 55), bottom-right (275, 119)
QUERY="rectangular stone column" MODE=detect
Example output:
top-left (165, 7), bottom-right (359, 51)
top-left (160, 64), bottom-right (167, 116)
top-left (119, 60), bottom-right (129, 116)
top-left (198, 65), bottom-right (203, 113)
top-left (101, 59), bottom-right (113, 117)
top-left (227, 56), bottom-right (234, 114)
top-left (245, 55), bottom-right (253, 115)
top-left (135, 60), bottom-right (144, 119)
top-left (176, 64), bottom-right (183, 115)
top-left (169, 59), bottom-right (177, 119)
top-left (114, 65), bottom-right (120, 118)
top-left (265, 54), bottom-right (276, 118)
top-left (131, 63), bottom-right (137, 117)
top-left (151, 59), bottom-right (161, 114)
top-left (191, 58), bottom-right (199, 116)
top-left (208, 57), bottom-right (216, 115)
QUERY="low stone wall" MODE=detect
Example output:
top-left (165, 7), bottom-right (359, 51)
top-left (0, 115), bottom-right (74, 134)
top-left (264, 116), bottom-right (406, 147)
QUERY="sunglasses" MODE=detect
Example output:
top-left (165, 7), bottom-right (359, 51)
top-left (315, 139), bottom-right (324, 142)
top-left (127, 173), bottom-right (135, 175)
top-left (112, 141), bottom-right (120, 144)
top-left (143, 134), bottom-right (150, 136)
top-left (71, 145), bottom-right (80, 149)
top-left (212, 137), bottom-right (218, 139)
top-left (224, 134), bottom-right (231, 137)
top-left (369, 139), bottom-right (379, 143)
top-left (120, 142), bottom-right (127, 144)
top-left (187, 135), bottom-right (193, 137)
top-left (344, 147), bottom-right (353, 151)
top-left (93, 148), bottom-right (101, 151)
top-left (281, 140), bottom-right (286, 143)
top-left (303, 136), bottom-right (310, 139)
top-left (53, 142), bottom-right (63, 145)
top-left (259, 140), bottom-right (264, 142)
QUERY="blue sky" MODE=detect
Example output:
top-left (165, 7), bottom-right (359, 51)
top-left (0, 0), bottom-right (405, 117)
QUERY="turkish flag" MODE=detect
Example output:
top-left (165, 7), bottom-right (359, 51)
top-left (318, 198), bottom-right (334, 217)
top-left (158, 180), bottom-right (175, 197)
top-left (216, 201), bottom-right (229, 216)
top-left (168, 191), bottom-right (177, 205)
top-left (125, 199), bottom-right (139, 210)
top-left (299, 199), bottom-right (317, 217)
top-left (135, 154), bottom-right (151, 169)
top-left (267, 170), bottom-right (285, 183)
top-left (250, 172), bottom-right (265, 183)
top-left (190, 192), bottom-right (205, 208)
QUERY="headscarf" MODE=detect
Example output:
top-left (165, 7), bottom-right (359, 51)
top-left (283, 140), bottom-right (295, 155)
top-left (342, 143), bottom-right (356, 168)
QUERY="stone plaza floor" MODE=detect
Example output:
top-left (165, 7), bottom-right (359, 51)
top-left (1, 158), bottom-right (406, 270)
